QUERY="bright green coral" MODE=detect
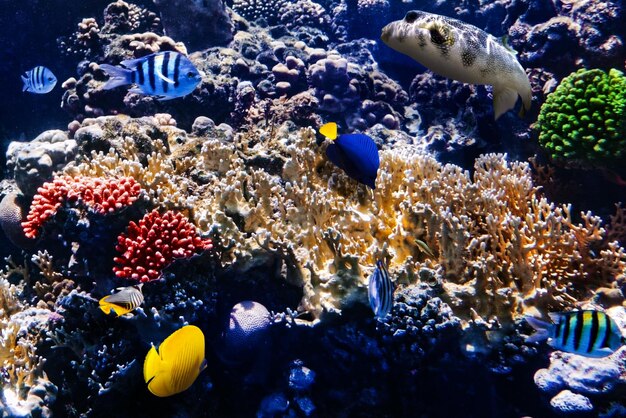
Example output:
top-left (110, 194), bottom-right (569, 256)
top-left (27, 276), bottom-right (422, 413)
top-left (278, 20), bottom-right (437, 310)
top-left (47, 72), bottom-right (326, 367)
top-left (536, 68), bottom-right (626, 164)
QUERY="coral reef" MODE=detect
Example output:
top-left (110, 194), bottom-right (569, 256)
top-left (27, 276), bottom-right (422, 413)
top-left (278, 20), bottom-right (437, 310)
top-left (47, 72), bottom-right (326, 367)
top-left (22, 175), bottom-right (142, 239)
top-left (0, 191), bottom-right (35, 249)
top-left (6, 130), bottom-right (78, 197)
top-left (113, 210), bottom-right (213, 282)
top-left (152, 0), bottom-right (234, 51)
top-left (535, 68), bottom-right (626, 167)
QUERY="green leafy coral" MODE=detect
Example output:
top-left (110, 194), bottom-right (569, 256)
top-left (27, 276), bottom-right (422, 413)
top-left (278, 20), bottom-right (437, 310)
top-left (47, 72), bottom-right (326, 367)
top-left (536, 68), bottom-right (626, 164)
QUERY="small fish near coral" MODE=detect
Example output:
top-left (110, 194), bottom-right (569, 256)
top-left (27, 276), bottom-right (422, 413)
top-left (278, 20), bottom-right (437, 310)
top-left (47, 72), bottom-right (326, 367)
top-left (21, 66), bottom-right (57, 94)
top-left (368, 260), bottom-right (394, 319)
top-left (525, 310), bottom-right (626, 358)
top-left (144, 325), bottom-right (207, 397)
top-left (99, 51), bottom-right (204, 101)
top-left (381, 11), bottom-right (531, 120)
top-left (318, 122), bottom-right (380, 189)
top-left (99, 284), bottom-right (144, 317)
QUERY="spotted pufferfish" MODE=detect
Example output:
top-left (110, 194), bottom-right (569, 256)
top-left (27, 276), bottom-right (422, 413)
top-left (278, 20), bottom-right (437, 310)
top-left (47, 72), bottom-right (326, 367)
top-left (381, 10), bottom-right (532, 120)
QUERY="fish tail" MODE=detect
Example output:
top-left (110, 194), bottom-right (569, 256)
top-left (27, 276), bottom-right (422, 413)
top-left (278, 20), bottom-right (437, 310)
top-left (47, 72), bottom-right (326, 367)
top-left (21, 75), bottom-right (29, 92)
top-left (143, 345), bottom-right (162, 384)
top-left (99, 64), bottom-right (132, 90)
top-left (524, 315), bottom-right (551, 343)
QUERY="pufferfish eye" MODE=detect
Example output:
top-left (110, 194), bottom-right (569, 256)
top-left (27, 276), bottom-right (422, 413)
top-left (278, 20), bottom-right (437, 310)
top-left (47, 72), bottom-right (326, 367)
top-left (404, 11), bottom-right (419, 23)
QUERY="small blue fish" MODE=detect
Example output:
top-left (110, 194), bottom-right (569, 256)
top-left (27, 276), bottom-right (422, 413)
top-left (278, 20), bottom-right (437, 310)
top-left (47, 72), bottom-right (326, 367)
top-left (319, 122), bottom-right (380, 189)
top-left (526, 310), bottom-right (626, 358)
top-left (21, 66), bottom-right (57, 94)
top-left (368, 260), bottom-right (394, 319)
top-left (99, 51), bottom-right (203, 101)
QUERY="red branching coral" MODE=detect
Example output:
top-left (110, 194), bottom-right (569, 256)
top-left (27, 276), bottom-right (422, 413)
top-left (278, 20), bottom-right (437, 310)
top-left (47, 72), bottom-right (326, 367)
top-left (22, 176), bottom-right (142, 238)
top-left (113, 210), bottom-right (212, 282)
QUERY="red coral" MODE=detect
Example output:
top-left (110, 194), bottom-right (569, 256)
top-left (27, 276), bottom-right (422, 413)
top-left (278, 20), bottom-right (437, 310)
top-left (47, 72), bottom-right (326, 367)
top-left (113, 210), bottom-right (212, 282)
top-left (22, 176), bottom-right (142, 238)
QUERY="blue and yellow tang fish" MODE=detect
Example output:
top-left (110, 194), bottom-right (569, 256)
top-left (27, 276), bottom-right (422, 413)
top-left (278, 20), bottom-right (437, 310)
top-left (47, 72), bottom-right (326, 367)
top-left (526, 310), bottom-right (626, 358)
top-left (143, 325), bottom-right (206, 397)
top-left (319, 122), bottom-right (380, 189)
top-left (99, 284), bottom-right (144, 317)
top-left (368, 260), bottom-right (394, 319)
top-left (99, 51), bottom-right (204, 101)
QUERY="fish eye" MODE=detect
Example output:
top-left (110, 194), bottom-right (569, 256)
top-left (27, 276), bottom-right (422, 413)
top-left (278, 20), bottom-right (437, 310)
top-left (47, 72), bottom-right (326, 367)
top-left (186, 71), bottom-right (195, 78)
top-left (405, 11), bottom-right (418, 23)
top-left (47, 77), bottom-right (54, 81)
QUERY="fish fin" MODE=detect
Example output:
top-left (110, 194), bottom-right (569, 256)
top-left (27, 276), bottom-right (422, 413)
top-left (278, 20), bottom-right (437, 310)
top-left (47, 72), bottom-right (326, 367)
top-left (200, 358), bottom-right (208, 372)
top-left (21, 75), bottom-right (29, 92)
top-left (120, 56), bottom-right (147, 70)
top-left (319, 122), bottom-right (338, 141)
top-left (155, 69), bottom-right (175, 85)
top-left (499, 35), bottom-right (517, 55)
top-left (525, 315), bottom-right (552, 343)
top-left (128, 87), bottom-right (145, 95)
top-left (99, 300), bottom-right (114, 315)
top-left (492, 86), bottom-right (519, 120)
top-left (336, 134), bottom-right (380, 189)
top-left (99, 64), bottom-right (132, 90)
top-left (144, 345), bottom-right (162, 385)
top-left (156, 94), bottom-right (177, 102)
top-left (547, 312), bottom-right (562, 323)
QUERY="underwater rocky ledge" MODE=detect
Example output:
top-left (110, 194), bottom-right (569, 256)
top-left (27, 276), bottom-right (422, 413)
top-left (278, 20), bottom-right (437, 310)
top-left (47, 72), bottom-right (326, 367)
top-left (1, 0), bottom-right (626, 417)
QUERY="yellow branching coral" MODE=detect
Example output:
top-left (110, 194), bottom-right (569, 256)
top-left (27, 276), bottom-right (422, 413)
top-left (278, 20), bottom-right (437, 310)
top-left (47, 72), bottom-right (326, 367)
top-left (64, 116), bottom-right (625, 326)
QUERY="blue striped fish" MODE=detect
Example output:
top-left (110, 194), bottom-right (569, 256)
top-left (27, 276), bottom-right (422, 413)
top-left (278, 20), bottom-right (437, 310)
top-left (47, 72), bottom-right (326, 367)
top-left (21, 66), bottom-right (57, 94)
top-left (99, 51), bottom-right (203, 101)
top-left (368, 260), bottom-right (394, 319)
top-left (526, 310), bottom-right (625, 358)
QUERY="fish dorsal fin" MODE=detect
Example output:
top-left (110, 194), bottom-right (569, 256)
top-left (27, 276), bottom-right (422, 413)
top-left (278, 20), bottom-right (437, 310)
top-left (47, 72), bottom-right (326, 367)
top-left (319, 122), bottom-right (338, 141)
top-left (500, 35), bottom-right (517, 55)
top-left (120, 56), bottom-right (148, 70)
top-left (547, 312), bottom-right (562, 323)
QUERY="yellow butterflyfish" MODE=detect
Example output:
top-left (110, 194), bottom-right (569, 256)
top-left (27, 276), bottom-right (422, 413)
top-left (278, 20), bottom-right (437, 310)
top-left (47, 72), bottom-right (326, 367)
top-left (99, 284), bottom-right (144, 317)
top-left (143, 325), bottom-right (206, 397)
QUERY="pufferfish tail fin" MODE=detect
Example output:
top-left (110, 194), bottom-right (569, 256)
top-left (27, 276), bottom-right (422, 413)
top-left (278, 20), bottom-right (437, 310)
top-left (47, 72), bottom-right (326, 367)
top-left (524, 315), bottom-right (552, 343)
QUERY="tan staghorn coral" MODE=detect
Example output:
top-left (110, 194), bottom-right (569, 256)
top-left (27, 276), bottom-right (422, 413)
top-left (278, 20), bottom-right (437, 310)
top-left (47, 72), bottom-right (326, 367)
top-left (0, 265), bottom-right (56, 416)
top-left (63, 116), bottom-right (625, 326)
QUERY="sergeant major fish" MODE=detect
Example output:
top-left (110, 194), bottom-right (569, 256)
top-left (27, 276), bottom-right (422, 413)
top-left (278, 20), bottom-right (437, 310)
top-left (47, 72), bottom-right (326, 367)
top-left (21, 66), bottom-right (57, 94)
top-left (526, 310), bottom-right (626, 358)
top-left (368, 260), bottom-right (394, 319)
top-left (381, 11), bottom-right (532, 120)
top-left (99, 51), bottom-right (204, 100)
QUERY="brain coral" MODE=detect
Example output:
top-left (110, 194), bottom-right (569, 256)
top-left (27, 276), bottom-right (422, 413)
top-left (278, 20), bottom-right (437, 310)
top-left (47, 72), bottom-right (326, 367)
top-left (536, 68), bottom-right (626, 165)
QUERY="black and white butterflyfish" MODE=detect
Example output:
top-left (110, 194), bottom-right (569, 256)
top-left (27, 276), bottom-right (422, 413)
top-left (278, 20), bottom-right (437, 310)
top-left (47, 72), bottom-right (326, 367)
top-left (21, 66), bottom-right (57, 94)
top-left (525, 310), bottom-right (626, 358)
top-left (99, 284), bottom-right (144, 317)
top-left (99, 51), bottom-right (204, 101)
top-left (368, 260), bottom-right (394, 319)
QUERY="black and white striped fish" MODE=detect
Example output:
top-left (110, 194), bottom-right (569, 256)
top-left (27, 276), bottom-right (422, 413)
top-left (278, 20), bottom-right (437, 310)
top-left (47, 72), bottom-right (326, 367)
top-left (99, 284), bottom-right (144, 317)
top-left (21, 66), bottom-right (57, 94)
top-left (368, 260), bottom-right (394, 319)
top-left (526, 310), bottom-right (625, 358)
top-left (99, 51), bottom-right (203, 101)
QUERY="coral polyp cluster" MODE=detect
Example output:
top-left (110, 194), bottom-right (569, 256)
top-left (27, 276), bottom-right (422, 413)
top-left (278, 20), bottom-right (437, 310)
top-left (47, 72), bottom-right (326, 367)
top-left (536, 68), bottom-right (626, 165)
top-left (113, 209), bottom-right (213, 282)
top-left (22, 175), bottom-right (142, 238)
